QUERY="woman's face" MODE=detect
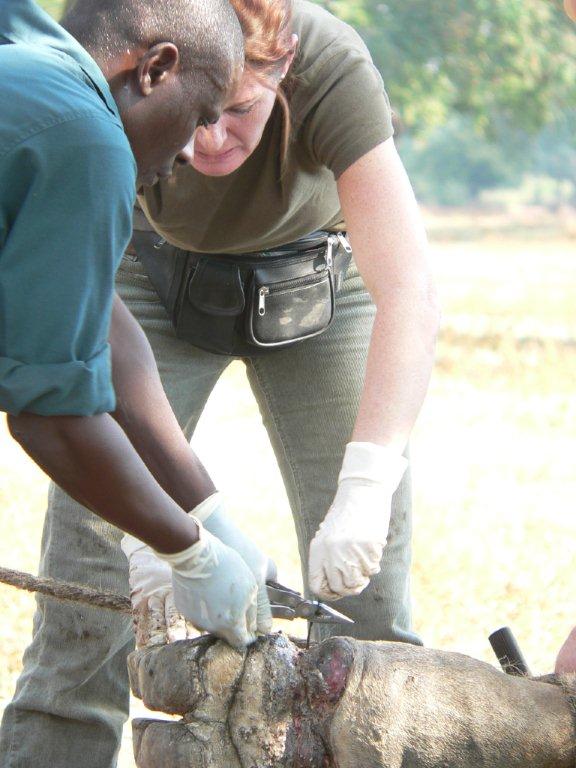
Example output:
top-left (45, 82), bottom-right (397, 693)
top-left (191, 69), bottom-right (279, 176)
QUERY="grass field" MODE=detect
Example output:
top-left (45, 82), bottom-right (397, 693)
top-left (39, 0), bottom-right (64, 17)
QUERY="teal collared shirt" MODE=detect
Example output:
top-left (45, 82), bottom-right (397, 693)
top-left (0, 0), bottom-right (136, 416)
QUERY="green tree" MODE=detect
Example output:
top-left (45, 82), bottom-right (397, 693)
top-left (400, 116), bottom-right (523, 204)
top-left (318, 0), bottom-right (576, 135)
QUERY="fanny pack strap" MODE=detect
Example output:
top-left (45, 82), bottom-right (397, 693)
top-left (131, 230), bottom-right (350, 305)
top-left (131, 232), bottom-right (187, 310)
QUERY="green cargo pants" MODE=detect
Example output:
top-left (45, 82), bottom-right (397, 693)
top-left (0, 251), bottom-right (420, 768)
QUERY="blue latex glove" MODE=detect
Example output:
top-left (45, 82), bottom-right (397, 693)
top-left (156, 517), bottom-right (259, 649)
top-left (193, 492), bottom-right (275, 634)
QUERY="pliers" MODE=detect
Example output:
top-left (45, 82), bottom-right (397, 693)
top-left (266, 580), bottom-right (354, 625)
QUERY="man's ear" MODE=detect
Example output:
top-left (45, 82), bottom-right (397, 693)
top-left (137, 42), bottom-right (180, 96)
top-left (565, 0), bottom-right (576, 21)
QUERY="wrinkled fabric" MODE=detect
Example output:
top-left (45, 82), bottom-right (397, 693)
top-left (0, 1), bottom-right (135, 415)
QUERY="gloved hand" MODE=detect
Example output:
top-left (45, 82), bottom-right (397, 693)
top-left (121, 534), bottom-right (195, 648)
top-left (156, 517), bottom-right (259, 649)
top-left (193, 492), bottom-right (275, 635)
top-left (308, 442), bottom-right (408, 601)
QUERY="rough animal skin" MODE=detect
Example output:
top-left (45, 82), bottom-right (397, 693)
top-left (128, 634), bottom-right (576, 768)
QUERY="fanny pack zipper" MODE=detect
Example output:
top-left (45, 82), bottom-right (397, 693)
top-left (258, 269), bottom-right (331, 316)
top-left (258, 234), bottom-right (344, 316)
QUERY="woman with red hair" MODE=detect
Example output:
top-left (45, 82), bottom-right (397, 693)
top-left (125, 0), bottom-right (438, 645)
top-left (4, 1), bottom-right (439, 765)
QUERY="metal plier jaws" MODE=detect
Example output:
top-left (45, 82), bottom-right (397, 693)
top-left (266, 580), bottom-right (354, 625)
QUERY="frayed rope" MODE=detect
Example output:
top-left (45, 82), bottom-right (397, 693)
top-left (0, 566), bottom-right (130, 613)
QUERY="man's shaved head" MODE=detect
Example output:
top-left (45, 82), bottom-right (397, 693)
top-left (61, 0), bottom-right (244, 186)
top-left (62, 0), bottom-right (243, 88)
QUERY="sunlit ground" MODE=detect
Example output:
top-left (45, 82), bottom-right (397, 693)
top-left (1, 211), bottom-right (575, 765)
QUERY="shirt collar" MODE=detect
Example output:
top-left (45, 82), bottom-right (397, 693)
top-left (0, 0), bottom-right (121, 121)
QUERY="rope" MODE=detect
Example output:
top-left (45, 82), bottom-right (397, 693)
top-left (0, 567), bottom-right (311, 650)
top-left (0, 567), bottom-right (131, 613)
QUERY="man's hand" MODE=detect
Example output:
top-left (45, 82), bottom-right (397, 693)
top-left (192, 492), bottom-right (275, 635)
top-left (308, 442), bottom-right (407, 601)
top-left (121, 535), bottom-right (195, 647)
top-left (156, 518), bottom-right (259, 650)
top-left (122, 493), bottom-right (275, 647)
top-left (555, 626), bottom-right (576, 674)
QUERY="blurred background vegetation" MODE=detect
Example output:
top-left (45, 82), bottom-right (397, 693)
top-left (42, 0), bottom-right (576, 207)
top-left (323, 0), bottom-right (576, 208)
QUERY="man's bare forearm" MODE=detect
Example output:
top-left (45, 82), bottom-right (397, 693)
top-left (110, 294), bottom-right (216, 512)
top-left (7, 411), bottom-right (198, 553)
top-left (8, 295), bottom-right (217, 553)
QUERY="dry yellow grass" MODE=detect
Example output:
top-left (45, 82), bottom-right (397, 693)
top-left (0, 219), bottom-right (575, 765)
top-left (410, 235), bottom-right (576, 665)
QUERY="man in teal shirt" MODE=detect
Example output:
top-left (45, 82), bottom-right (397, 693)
top-left (1, 4), bottom-right (280, 764)
top-left (0, 12), bottom-right (135, 416)
top-left (0, 0), bottom-right (267, 680)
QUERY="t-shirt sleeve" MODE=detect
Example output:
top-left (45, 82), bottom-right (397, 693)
top-left (298, 45), bottom-right (394, 180)
top-left (0, 114), bottom-right (136, 415)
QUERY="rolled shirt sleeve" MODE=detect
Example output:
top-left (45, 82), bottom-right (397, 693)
top-left (0, 113), bottom-right (136, 415)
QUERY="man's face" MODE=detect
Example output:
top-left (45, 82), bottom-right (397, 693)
top-left (126, 73), bottom-right (225, 187)
top-left (564, 0), bottom-right (576, 21)
top-left (113, 44), bottom-right (241, 187)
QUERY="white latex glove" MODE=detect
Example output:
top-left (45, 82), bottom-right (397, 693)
top-left (121, 534), bottom-right (194, 648)
top-left (308, 442), bottom-right (408, 601)
top-left (156, 516), bottom-right (259, 650)
top-left (194, 492), bottom-right (275, 635)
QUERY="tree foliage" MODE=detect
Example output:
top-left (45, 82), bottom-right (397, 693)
top-left (400, 117), bottom-right (525, 204)
top-left (318, 0), bottom-right (576, 135)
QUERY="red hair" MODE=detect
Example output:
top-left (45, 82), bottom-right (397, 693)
top-left (228, 0), bottom-right (294, 160)
top-left (230, 0), bottom-right (293, 70)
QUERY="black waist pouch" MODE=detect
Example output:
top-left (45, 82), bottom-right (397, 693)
top-left (131, 230), bottom-right (352, 356)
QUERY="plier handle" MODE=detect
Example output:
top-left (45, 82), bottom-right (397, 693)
top-left (266, 580), bottom-right (354, 625)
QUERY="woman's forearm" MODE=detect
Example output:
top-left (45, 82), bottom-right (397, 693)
top-left (337, 139), bottom-right (440, 452)
top-left (352, 285), bottom-right (439, 448)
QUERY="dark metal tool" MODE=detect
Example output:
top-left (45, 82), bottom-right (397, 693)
top-left (489, 626), bottom-right (531, 676)
top-left (266, 580), bottom-right (354, 625)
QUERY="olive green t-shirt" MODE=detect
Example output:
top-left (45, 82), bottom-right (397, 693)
top-left (140, 0), bottom-right (393, 254)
